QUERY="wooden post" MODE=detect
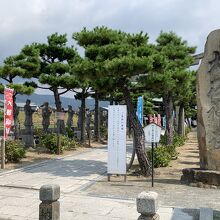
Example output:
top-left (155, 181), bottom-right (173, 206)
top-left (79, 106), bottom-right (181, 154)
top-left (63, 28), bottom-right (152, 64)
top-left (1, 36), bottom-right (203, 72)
top-left (107, 174), bottom-right (111, 182)
top-left (1, 138), bottom-right (5, 169)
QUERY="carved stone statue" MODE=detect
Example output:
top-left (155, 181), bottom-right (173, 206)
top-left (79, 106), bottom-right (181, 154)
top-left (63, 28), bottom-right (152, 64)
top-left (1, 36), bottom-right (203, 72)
top-left (77, 107), bottom-right (82, 129)
top-left (66, 105), bottom-right (74, 127)
top-left (24, 99), bottom-right (35, 134)
top-left (42, 102), bottom-right (52, 133)
top-left (86, 110), bottom-right (92, 142)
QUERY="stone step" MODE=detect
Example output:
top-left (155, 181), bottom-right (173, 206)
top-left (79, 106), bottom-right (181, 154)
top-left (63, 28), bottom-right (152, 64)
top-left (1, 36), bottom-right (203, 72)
top-left (199, 207), bottom-right (213, 220)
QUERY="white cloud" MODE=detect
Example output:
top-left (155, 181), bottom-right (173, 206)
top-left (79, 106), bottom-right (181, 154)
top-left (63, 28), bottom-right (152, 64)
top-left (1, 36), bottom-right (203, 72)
top-left (0, 0), bottom-right (220, 61)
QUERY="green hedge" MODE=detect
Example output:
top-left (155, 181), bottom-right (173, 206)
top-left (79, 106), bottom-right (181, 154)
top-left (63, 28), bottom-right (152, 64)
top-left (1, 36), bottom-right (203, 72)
top-left (40, 133), bottom-right (77, 154)
top-left (6, 140), bottom-right (26, 163)
top-left (148, 146), bottom-right (171, 168)
top-left (148, 132), bottom-right (189, 168)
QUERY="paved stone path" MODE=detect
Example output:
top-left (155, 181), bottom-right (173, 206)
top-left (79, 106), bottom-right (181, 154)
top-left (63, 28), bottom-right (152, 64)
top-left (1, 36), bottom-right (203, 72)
top-left (0, 147), bottom-right (141, 220)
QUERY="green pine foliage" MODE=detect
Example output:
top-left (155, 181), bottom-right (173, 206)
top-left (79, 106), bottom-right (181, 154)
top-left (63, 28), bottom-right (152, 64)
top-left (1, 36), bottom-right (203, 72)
top-left (0, 45), bottom-right (40, 96)
top-left (34, 33), bottom-right (80, 111)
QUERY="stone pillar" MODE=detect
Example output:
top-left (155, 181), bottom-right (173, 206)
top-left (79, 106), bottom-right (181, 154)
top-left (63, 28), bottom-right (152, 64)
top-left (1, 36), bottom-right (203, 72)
top-left (197, 29), bottom-right (220, 170)
top-left (39, 184), bottom-right (60, 220)
top-left (136, 191), bottom-right (159, 220)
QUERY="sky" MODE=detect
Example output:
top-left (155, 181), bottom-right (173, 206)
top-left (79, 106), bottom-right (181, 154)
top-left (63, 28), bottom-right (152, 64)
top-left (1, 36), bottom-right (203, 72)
top-left (0, 0), bottom-right (220, 96)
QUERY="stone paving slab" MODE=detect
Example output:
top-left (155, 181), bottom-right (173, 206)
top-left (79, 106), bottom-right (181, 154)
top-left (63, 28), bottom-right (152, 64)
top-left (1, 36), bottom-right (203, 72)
top-left (0, 148), bottom-right (107, 193)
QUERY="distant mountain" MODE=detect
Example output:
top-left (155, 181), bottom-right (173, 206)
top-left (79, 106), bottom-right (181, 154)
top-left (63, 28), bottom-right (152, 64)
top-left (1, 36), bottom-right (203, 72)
top-left (0, 93), bottom-right (109, 110)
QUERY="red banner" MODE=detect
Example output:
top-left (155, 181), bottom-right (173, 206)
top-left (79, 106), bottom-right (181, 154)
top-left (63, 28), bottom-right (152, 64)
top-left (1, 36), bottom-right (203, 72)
top-left (4, 88), bottom-right (14, 139)
top-left (148, 114), bottom-right (153, 123)
top-left (157, 114), bottom-right (161, 126)
top-left (153, 114), bottom-right (157, 124)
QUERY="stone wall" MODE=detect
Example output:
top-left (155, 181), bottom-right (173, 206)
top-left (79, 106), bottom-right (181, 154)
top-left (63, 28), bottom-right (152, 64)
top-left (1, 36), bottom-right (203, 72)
top-left (197, 29), bottom-right (220, 170)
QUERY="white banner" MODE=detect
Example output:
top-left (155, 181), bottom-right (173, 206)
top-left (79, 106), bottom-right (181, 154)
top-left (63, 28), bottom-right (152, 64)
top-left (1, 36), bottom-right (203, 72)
top-left (107, 105), bottom-right (127, 175)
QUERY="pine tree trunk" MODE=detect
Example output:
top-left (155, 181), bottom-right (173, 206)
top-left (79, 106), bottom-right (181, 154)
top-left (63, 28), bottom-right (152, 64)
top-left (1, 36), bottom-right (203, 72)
top-left (53, 89), bottom-right (62, 111)
top-left (94, 92), bottom-right (100, 142)
top-left (164, 95), bottom-right (174, 145)
top-left (80, 96), bottom-right (86, 143)
top-left (123, 86), bottom-right (151, 176)
top-left (178, 104), bottom-right (184, 136)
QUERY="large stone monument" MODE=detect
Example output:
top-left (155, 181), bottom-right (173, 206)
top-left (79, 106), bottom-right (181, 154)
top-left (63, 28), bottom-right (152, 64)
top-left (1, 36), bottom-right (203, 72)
top-left (197, 29), bottom-right (220, 171)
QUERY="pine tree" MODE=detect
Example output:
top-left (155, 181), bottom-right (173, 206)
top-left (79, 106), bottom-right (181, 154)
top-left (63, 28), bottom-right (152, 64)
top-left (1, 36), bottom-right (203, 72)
top-left (0, 45), bottom-right (40, 138)
top-left (73, 27), bottom-right (154, 176)
top-left (141, 32), bottom-right (196, 144)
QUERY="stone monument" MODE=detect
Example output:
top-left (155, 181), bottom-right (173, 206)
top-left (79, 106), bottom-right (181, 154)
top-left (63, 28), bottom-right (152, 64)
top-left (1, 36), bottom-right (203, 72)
top-left (197, 29), bottom-right (220, 171)
top-left (23, 99), bottom-right (35, 147)
top-left (42, 102), bottom-right (52, 133)
top-left (66, 105), bottom-right (74, 128)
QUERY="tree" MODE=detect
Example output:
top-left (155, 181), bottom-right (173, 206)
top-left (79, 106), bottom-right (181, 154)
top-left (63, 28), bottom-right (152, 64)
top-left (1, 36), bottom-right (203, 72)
top-left (34, 33), bottom-right (79, 112)
top-left (33, 33), bottom-right (79, 133)
top-left (0, 45), bottom-right (40, 99)
top-left (175, 70), bottom-right (196, 134)
top-left (141, 32), bottom-right (196, 144)
top-left (72, 82), bottom-right (91, 143)
top-left (0, 45), bottom-right (40, 138)
top-left (90, 78), bottom-right (122, 142)
top-left (73, 27), bottom-right (154, 176)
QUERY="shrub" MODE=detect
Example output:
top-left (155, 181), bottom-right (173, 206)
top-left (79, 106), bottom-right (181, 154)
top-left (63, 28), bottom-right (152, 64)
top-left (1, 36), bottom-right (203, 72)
top-left (5, 140), bottom-right (26, 163)
top-left (173, 133), bottom-right (186, 147)
top-left (65, 127), bottom-right (75, 139)
top-left (100, 126), bottom-right (107, 139)
top-left (159, 134), bottom-right (166, 145)
top-left (0, 112), bottom-right (4, 122)
top-left (40, 133), bottom-right (76, 154)
top-left (148, 146), bottom-right (171, 168)
top-left (166, 144), bottom-right (178, 159)
top-left (185, 126), bottom-right (191, 136)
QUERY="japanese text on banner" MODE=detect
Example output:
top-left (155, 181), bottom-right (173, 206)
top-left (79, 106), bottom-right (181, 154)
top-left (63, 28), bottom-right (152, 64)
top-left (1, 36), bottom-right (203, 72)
top-left (4, 88), bottom-right (14, 139)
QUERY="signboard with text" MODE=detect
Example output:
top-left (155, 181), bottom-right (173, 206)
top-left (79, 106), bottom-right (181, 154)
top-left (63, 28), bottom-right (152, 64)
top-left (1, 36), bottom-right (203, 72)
top-left (144, 123), bottom-right (161, 143)
top-left (107, 105), bottom-right (127, 175)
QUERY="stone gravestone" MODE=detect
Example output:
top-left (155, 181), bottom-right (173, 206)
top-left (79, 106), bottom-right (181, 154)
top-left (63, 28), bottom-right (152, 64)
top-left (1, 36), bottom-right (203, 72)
top-left (197, 29), bottom-right (220, 170)
top-left (23, 99), bottom-right (35, 148)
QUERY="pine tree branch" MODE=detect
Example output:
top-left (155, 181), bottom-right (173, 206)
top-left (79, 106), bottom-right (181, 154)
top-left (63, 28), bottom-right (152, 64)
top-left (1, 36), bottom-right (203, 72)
top-left (59, 89), bottom-right (70, 95)
top-left (38, 85), bottom-right (52, 90)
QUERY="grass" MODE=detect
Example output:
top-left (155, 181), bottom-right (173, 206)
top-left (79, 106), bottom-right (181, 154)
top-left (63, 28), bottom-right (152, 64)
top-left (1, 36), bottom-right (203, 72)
top-left (0, 111), bottom-right (78, 129)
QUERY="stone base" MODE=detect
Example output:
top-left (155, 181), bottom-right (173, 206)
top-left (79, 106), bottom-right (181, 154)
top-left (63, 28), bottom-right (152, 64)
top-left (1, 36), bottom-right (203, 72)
top-left (22, 134), bottom-right (35, 148)
top-left (39, 201), bottom-right (60, 220)
top-left (181, 168), bottom-right (220, 187)
top-left (138, 213), bottom-right (159, 220)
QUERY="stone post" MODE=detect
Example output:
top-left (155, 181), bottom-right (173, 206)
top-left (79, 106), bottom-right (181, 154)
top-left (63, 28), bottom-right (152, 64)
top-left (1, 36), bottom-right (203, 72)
top-left (136, 191), bottom-right (159, 220)
top-left (39, 184), bottom-right (60, 220)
